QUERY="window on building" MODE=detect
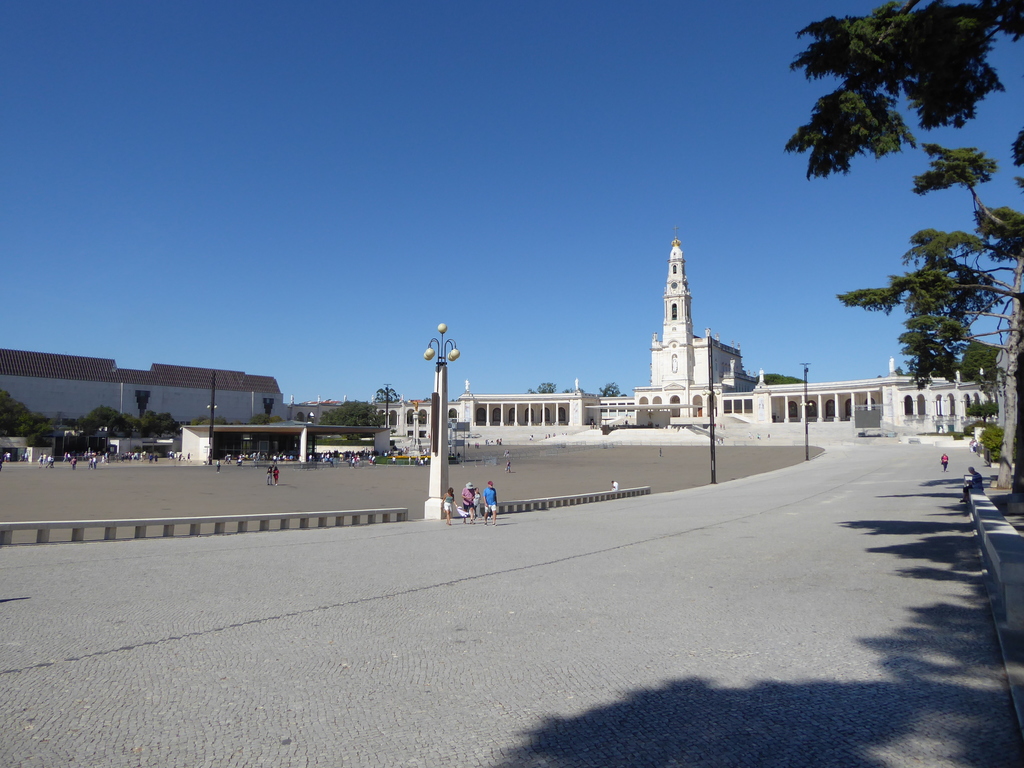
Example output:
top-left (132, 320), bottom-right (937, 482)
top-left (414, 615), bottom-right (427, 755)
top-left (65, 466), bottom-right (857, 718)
top-left (671, 304), bottom-right (678, 320)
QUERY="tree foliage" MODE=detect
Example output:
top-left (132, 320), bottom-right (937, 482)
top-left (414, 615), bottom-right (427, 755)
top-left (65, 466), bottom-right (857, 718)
top-left (0, 390), bottom-right (50, 445)
top-left (791, 3), bottom-right (1024, 492)
top-left (967, 400), bottom-right (999, 420)
top-left (79, 406), bottom-right (136, 436)
top-left (763, 373), bottom-right (804, 385)
top-left (960, 339), bottom-right (1000, 394)
top-left (787, 0), bottom-right (1024, 178)
top-left (138, 411), bottom-right (178, 437)
top-left (535, 382), bottom-right (557, 394)
top-left (374, 386), bottom-right (399, 403)
top-left (599, 383), bottom-right (622, 397)
top-left (319, 401), bottom-right (382, 427)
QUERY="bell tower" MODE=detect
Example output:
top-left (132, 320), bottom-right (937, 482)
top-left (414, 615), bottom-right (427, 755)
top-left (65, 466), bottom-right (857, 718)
top-left (663, 237), bottom-right (692, 344)
top-left (650, 236), bottom-right (695, 387)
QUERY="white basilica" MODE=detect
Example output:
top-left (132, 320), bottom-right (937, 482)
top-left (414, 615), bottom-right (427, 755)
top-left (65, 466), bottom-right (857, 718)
top-left (382, 236), bottom-right (988, 441)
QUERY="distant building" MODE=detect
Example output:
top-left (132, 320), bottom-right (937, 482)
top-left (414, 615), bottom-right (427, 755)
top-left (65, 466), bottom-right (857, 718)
top-left (0, 348), bottom-right (283, 423)
top-left (451, 236), bottom-right (989, 435)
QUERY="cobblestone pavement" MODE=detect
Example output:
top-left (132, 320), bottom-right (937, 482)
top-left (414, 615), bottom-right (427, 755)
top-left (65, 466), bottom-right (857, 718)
top-left (1, 445), bottom-right (1021, 767)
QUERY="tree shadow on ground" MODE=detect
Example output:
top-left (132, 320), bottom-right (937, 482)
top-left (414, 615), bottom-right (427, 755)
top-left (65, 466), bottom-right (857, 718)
top-left (491, 510), bottom-right (1022, 767)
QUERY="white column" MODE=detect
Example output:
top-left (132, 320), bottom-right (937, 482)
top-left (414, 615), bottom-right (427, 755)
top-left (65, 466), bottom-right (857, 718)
top-left (299, 427), bottom-right (308, 462)
top-left (424, 364), bottom-right (449, 521)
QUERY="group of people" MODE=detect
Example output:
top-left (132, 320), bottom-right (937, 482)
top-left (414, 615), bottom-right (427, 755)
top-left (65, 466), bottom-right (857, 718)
top-left (442, 481), bottom-right (499, 525)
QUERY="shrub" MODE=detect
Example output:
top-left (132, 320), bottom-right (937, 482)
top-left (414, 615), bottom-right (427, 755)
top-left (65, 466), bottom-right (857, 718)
top-left (981, 425), bottom-right (1004, 461)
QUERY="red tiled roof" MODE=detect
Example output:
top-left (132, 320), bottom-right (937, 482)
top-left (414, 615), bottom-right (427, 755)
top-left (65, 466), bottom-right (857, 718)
top-left (0, 348), bottom-right (281, 393)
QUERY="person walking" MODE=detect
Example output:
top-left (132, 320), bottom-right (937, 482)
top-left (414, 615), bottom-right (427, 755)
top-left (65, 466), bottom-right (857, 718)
top-left (442, 487), bottom-right (455, 525)
top-left (474, 485), bottom-right (485, 522)
top-left (505, 460), bottom-right (511, 473)
top-left (483, 480), bottom-right (498, 525)
top-left (272, 465), bottom-right (280, 486)
top-left (461, 483), bottom-right (476, 523)
top-left (941, 453), bottom-right (949, 472)
top-left (266, 466), bottom-right (274, 485)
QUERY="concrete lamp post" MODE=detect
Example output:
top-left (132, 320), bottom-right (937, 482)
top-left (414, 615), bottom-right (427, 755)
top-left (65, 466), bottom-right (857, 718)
top-left (423, 323), bottom-right (460, 520)
top-left (800, 363), bottom-right (811, 461)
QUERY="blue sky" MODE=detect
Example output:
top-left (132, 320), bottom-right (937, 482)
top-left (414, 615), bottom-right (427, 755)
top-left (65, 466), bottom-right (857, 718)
top-left (2, 2), bottom-right (1021, 404)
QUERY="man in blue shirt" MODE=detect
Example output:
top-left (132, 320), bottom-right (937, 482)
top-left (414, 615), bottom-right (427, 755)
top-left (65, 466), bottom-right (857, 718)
top-left (483, 481), bottom-right (499, 526)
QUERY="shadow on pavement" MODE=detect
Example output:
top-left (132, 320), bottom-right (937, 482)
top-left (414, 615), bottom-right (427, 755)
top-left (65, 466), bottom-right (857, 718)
top-left (491, 512), bottom-right (1022, 767)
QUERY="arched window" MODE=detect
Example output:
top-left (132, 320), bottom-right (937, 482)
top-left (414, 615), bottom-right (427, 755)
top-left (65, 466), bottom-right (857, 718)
top-left (948, 394), bottom-right (956, 415)
top-left (904, 396), bottom-right (914, 416)
top-left (806, 401), bottom-right (818, 419)
top-left (492, 407), bottom-right (501, 423)
top-left (558, 406), bottom-right (566, 423)
top-left (672, 264), bottom-right (677, 274)
top-left (692, 395), bottom-right (703, 418)
top-left (418, 409), bottom-right (427, 424)
top-left (508, 408), bottom-right (516, 424)
top-left (671, 303), bottom-right (678, 320)
top-left (448, 408), bottom-right (457, 419)
top-left (973, 394), bottom-right (981, 406)
top-left (671, 354), bottom-right (678, 373)
top-left (653, 396), bottom-right (662, 404)
top-left (825, 399), bottom-right (836, 419)
top-left (964, 395), bottom-right (971, 414)
top-left (639, 397), bottom-right (649, 405)
top-left (475, 407), bottom-right (486, 425)
top-left (844, 399), bottom-right (853, 419)
top-left (917, 394), bottom-right (926, 415)
top-left (788, 401), bottom-right (798, 419)
top-left (935, 396), bottom-right (944, 416)
top-left (295, 412), bottom-right (305, 422)
top-left (544, 407), bottom-right (551, 423)
top-left (670, 395), bottom-right (680, 418)
top-left (406, 409), bottom-right (415, 425)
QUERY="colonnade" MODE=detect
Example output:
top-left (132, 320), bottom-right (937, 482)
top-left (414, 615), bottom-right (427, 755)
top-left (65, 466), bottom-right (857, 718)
top-left (470, 401), bottom-right (572, 427)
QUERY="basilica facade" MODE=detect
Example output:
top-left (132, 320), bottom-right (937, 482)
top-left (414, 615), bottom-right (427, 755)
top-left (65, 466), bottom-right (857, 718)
top-left (447, 236), bottom-right (988, 436)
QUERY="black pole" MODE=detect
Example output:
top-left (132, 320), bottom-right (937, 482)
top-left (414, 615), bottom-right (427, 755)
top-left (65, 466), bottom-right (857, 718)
top-left (208, 371), bottom-right (217, 465)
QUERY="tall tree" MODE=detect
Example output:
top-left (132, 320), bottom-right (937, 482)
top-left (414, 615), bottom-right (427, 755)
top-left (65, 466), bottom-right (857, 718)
top-left (320, 401), bottom-right (382, 427)
top-left (837, 147), bottom-right (1023, 491)
top-left (786, 1), bottom-right (1024, 178)
top-left (789, 2), bottom-right (1024, 492)
top-left (599, 383), bottom-right (622, 397)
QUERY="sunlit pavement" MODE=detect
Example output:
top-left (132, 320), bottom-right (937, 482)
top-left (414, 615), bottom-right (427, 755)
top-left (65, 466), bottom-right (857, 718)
top-left (1, 444), bottom-right (1020, 767)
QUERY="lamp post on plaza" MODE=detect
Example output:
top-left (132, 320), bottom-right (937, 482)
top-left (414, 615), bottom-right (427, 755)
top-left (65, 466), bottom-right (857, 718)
top-left (423, 324), bottom-right (460, 519)
top-left (207, 371), bottom-right (217, 465)
top-left (706, 328), bottom-right (717, 485)
top-left (801, 363), bottom-right (811, 462)
top-left (376, 385), bottom-right (398, 450)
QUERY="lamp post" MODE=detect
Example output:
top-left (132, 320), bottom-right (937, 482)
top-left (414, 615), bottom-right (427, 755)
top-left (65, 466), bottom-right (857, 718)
top-left (423, 323), bottom-right (460, 519)
top-left (377, 384), bottom-right (397, 450)
top-left (207, 371), bottom-right (217, 465)
top-left (706, 328), bottom-right (717, 485)
top-left (801, 362), bottom-right (810, 461)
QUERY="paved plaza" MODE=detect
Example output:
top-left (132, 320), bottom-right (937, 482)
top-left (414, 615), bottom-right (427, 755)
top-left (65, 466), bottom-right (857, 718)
top-left (1, 444), bottom-right (1021, 767)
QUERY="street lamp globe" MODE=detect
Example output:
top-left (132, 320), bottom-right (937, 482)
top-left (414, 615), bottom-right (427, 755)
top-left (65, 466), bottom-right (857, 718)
top-left (448, 348), bottom-right (460, 362)
top-left (437, 323), bottom-right (447, 334)
top-left (424, 348), bottom-right (436, 361)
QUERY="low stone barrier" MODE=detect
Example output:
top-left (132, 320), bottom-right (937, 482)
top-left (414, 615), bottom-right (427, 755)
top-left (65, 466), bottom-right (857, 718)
top-left (0, 487), bottom-right (651, 545)
top-left (497, 486), bottom-right (650, 514)
top-left (968, 490), bottom-right (1024, 629)
top-left (0, 508), bottom-right (408, 546)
